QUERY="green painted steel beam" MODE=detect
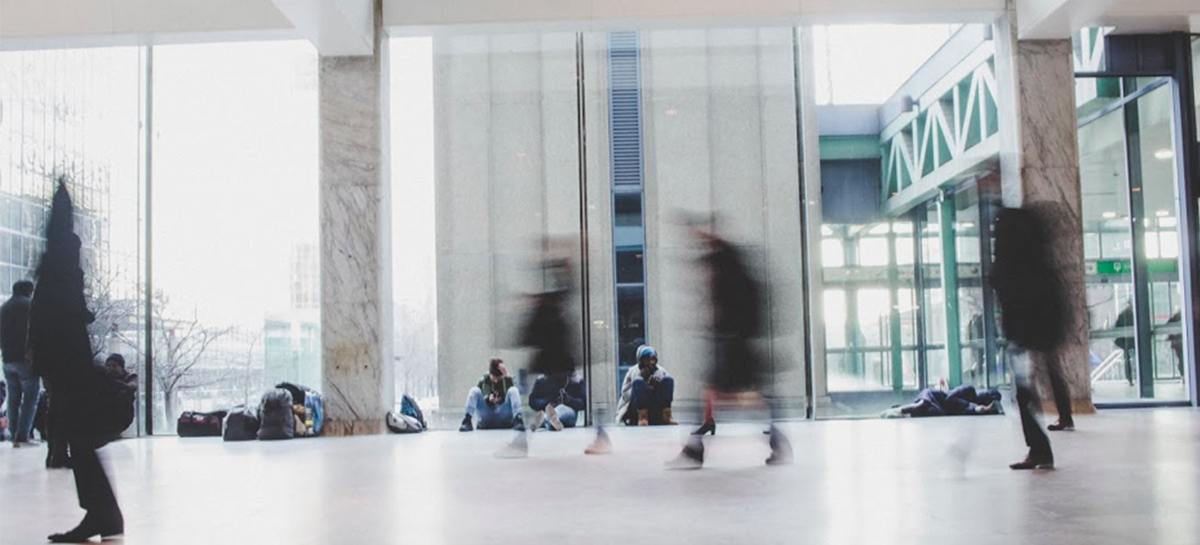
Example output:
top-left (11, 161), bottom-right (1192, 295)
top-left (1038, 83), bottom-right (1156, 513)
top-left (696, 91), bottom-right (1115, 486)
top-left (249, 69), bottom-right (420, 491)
top-left (939, 193), bottom-right (963, 388)
top-left (888, 226), bottom-right (905, 392)
top-left (820, 135), bottom-right (883, 161)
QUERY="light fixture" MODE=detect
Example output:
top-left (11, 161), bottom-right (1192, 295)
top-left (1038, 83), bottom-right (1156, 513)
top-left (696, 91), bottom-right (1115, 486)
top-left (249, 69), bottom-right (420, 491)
top-left (1154, 149), bottom-right (1174, 160)
top-left (665, 108), bottom-right (678, 116)
top-left (1156, 209), bottom-right (1169, 217)
top-left (1102, 211), bottom-right (1117, 219)
top-left (516, 151), bottom-right (527, 158)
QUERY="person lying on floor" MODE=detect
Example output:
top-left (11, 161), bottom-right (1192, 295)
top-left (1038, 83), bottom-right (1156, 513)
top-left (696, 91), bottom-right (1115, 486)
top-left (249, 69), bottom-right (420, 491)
top-left (528, 372), bottom-right (585, 431)
top-left (881, 381), bottom-right (1002, 418)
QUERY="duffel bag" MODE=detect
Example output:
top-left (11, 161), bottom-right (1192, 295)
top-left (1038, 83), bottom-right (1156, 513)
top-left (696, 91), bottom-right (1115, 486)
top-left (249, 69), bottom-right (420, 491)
top-left (177, 410), bottom-right (227, 437)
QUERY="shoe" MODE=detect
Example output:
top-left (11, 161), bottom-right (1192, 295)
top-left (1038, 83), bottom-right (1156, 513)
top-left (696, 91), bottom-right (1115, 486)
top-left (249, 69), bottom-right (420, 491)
top-left (584, 428), bottom-right (613, 455)
top-left (545, 405), bottom-right (563, 432)
top-left (458, 415), bottom-right (473, 432)
top-left (512, 415), bottom-right (526, 432)
top-left (661, 408), bottom-right (678, 425)
top-left (665, 440), bottom-right (704, 470)
top-left (637, 409), bottom-right (649, 426)
top-left (691, 420), bottom-right (716, 436)
top-left (766, 426), bottom-right (794, 466)
top-left (1047, 420), bottom-right (1075, 432)
top-left (880, 407), bottom-right (903, 418)
top-left (530, 411), bottom-right (546, 432)
top-left (48, 514), bottom-right (123, 543)
top-left (1009, 454), bottom-right (1054, 470)
top-left (494, 433), bottom-right (528, 459)
top-left (46, 458), bottom-right (72, 470)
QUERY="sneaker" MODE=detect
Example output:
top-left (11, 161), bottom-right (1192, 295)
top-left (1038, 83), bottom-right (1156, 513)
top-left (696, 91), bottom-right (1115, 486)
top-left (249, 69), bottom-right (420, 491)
top-left (512, 415), bottom-right (526, 432)
top-left (494, 433), bottom-right (529, 459)
top-left (584, 428), bottom-right (612, 455)
top-left (545, 405), bottom-right (563, 432)
top-left (1047, 420), bottom-right (1074, 432)
top-left (530, 411), bottom-right (546, 432)
top-left (459, 415), bottom-right (473, 432)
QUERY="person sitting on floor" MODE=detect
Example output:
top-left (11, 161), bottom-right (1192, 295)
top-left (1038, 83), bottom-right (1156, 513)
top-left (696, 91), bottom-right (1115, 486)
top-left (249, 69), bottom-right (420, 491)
top-left (459, 357), bottom-right (525, 432)
top-left (616, 345), bottom-right (677, 426)
top-left (528, 372), bottom-right (585, 431)
top-left (881, 380), bottom-right (1002, 418)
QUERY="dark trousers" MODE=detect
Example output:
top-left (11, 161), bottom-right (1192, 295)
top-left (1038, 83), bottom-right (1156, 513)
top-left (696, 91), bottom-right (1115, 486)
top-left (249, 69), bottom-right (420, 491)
top-left (1016, 379), bottom-right (1051, 460)
top-left (44, 382), bottom-right (70, 465)
top-left (1016, 349), bottom-right (1069, 460)
top-left (69, 434), bottom-right (121, 523)
top-left (1122, 347), bottom-right (1135, 385)
top-left (1046, 355), bottom-right (1073, 423)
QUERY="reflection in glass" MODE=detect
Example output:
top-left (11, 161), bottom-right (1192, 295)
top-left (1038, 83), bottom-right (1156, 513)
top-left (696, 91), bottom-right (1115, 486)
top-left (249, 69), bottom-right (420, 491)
top-left (0, 47), bottom-right (145, 434)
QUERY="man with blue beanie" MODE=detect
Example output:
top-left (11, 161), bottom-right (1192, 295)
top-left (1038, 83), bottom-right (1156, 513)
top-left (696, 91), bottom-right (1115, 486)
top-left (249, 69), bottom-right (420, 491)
top-left (616, 345), bottom-right (677, 426)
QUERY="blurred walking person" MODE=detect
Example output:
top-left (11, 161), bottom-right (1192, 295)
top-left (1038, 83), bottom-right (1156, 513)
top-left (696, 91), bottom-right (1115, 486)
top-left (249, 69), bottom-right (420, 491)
top-left (666, 218), bottom-right (792, 469)
top-left (30, 182), bottom-right (124, 541)
top-left (495, 248), bottom-right (595, 458)
top-left (990, 205), bottom-right (1072, 470)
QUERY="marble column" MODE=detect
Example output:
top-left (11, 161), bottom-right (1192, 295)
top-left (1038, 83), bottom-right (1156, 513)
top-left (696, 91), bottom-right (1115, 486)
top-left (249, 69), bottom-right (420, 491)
top-left (319, 3), bottom-right (394, 435)
top-left (996, 27), bottom-right (1095, 414)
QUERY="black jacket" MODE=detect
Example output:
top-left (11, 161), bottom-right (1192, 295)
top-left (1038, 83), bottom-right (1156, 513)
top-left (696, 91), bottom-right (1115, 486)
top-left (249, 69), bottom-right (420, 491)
top-left (1, 294), bottom-right (31, 363)
top-left (529, 375), bottom-right (586, 412)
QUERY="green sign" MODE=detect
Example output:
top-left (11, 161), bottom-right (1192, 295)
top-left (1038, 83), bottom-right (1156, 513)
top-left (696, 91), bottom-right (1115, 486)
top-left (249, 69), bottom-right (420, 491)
top-left (1093, 259), bottom-right (1178, 275)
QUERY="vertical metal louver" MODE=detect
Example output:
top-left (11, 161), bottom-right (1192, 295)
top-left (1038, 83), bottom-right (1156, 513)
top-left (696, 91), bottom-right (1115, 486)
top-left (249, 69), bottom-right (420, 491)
top-left (607, 32), bottom-right (643, 187)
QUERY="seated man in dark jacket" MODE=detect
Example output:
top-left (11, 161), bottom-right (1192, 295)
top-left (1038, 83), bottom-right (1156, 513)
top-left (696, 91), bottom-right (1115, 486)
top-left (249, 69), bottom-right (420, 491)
top-left (528, 373), bottom-right (585, 431)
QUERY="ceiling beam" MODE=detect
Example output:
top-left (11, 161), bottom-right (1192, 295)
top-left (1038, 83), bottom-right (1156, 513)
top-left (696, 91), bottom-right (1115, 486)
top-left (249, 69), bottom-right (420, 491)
top-left (271, 0), bottom-right (374, 56)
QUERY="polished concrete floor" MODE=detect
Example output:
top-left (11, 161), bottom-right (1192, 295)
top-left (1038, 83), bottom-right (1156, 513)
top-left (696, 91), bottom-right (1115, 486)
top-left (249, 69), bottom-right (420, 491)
top-left (2, 408), bottom-right (1199, 544)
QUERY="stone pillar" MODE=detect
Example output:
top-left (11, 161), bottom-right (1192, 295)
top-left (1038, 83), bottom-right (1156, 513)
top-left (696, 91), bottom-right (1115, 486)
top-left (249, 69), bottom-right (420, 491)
top-left (996, 23), bottom-right (1095, 413)
top-left (319, 3), bottom-right (394, 435)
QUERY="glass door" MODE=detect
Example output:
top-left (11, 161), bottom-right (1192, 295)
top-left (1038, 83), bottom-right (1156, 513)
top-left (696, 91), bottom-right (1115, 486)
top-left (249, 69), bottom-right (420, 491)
top-left (1077, 76), bottom-right (1189, 403)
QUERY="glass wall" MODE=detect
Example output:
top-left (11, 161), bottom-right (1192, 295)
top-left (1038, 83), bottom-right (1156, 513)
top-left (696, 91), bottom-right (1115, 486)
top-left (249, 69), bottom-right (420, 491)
top-left (812, 24), bottom-right (999, 416)
top-left (0, 47), bottom-right (145, 434)
top-left (390, 37), bottom-right (439, 411)
top-left (150, 41), bottom-right (319, 432)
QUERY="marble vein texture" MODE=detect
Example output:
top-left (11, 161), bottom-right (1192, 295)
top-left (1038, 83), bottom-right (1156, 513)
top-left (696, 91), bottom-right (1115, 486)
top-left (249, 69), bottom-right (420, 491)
top-left (320, 49), bottom-right (390, 436)
top-left (1014, 40), bottom-right (1093, 413)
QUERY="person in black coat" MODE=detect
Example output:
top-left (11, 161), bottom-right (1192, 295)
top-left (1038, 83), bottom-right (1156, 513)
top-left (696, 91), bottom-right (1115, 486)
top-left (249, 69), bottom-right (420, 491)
top-left (29, 182), bottom-right (124, 541)
top-left (990, 204), bottom-right (1074, 470)
top-left (666, 219), bottom-right (792, 469)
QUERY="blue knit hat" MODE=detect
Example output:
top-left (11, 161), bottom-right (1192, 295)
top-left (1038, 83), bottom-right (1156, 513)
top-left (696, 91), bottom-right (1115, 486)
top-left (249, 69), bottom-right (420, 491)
top-left (636, 345), bottom-right (657, 362)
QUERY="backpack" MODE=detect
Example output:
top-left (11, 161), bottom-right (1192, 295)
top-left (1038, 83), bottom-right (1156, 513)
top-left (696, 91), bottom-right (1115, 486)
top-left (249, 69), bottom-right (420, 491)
top-left (275, 382), bottom-right (324, 437)
top-left (223, 406), bottom-right (260, 441)
top-left (257, 389), bottom-right (295, 440)
top-left (78, 364), bottom-right (137, 443)
top-left (399, 395), bottom-right (426, 430)
top-left (385, 411), bottom-right (423, 434)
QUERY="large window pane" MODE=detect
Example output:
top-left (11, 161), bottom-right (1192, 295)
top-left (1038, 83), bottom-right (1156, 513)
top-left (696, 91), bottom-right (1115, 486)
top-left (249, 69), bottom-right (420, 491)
top-left (0, 47), bottom-right (145, 435)
top-left (151, 41), bottom-right (319, 433)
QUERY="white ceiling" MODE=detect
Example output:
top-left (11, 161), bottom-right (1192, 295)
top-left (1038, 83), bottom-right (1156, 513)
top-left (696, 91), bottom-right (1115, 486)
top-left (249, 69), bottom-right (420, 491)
top-left (0, 0), bottom-right (1195, 51)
